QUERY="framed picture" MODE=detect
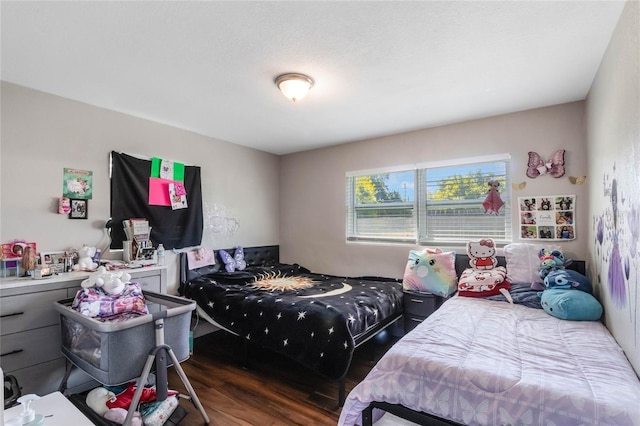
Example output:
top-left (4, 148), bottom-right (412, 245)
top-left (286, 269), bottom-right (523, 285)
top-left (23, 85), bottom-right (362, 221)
top-left (518, 195), bottom-right (576, 241)
top-left (40, 251), bottom-right (65, 266)
top-left (69, 199), bottom-right (88, 219)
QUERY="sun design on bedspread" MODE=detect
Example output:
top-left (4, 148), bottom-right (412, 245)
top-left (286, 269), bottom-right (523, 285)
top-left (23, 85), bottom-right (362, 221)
top-left (251, 272), bottom-right (315, 291)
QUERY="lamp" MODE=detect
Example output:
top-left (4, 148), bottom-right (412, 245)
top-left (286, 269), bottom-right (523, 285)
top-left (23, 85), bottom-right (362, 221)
top-left (275, 73), bottom-right (314, 102)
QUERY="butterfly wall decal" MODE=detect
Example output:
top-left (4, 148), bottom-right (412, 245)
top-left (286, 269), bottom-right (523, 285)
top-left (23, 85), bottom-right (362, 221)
top-left (569, 176), bottom-right (587, 185)
top-left (511, 182), bottom-right (526, 191)
top-left (526, 149), bottom-right (565, 179)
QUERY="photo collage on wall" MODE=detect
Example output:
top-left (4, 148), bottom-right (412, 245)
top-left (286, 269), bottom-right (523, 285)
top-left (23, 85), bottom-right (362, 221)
top-left (518, 195), bottom-right (576, 241)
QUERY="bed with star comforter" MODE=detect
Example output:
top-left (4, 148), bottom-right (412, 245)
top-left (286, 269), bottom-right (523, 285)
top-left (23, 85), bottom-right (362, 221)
top-left (339, 296), bottom-right (640, 426)
top-left (179, 246), bottom-right (403, 404)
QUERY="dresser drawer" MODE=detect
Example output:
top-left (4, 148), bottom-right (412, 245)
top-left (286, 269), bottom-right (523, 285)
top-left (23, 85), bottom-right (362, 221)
top-left (7, 358), bottom-right (96, 396)
top-left (403, 292), bottom-right (440, 316)
top-left (0, 325), bottom-right (62, 372)
top-left (0, 289), bottom-right (67, 335)
top-left (130, 271), bottom-right (162, 293)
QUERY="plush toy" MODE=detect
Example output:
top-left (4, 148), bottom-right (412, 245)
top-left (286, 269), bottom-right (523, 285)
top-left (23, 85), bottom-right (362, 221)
top-left (81, 266), bottom-right (132, 295)
top-left (58, 197), bottom-right (71, 214)
top-left (538, 289), bottom-right (603, 321)
top-left (402, 248), bottom-right (457, 297)
top-left (482, 180), bottom-right (505, 215)
top-left (73, 245), bottom-right (98, 271)
top-left (103, 408), bottom-right (142, 426)
top-left (538, 248), bottom-right (571, 279)
top-left (544, 269), bottom-right (593, 294)
top-left (467, 239), bottom-right (498, 270)
top-left (86, 387), bottom-right (116, 417)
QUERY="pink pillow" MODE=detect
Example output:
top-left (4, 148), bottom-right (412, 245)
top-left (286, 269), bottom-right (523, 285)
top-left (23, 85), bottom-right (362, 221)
top-left (402, 248), bottom-right (457, 297)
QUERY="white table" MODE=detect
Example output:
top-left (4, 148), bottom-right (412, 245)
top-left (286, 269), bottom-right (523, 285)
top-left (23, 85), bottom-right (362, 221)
top-left (3, 391), bottom-right (94, 426)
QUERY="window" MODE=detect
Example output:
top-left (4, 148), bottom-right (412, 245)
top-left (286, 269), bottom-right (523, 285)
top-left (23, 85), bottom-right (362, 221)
top-left (346, 155), bottom-right (511, 244)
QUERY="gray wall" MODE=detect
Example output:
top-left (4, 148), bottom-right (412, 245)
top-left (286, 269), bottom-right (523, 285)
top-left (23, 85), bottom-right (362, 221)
top-left (0, 82), bottom-right (280, 294)
top-left (280, 102), bottom-right (589, 279)
top-left (585, 0), bottom-right (639, 374)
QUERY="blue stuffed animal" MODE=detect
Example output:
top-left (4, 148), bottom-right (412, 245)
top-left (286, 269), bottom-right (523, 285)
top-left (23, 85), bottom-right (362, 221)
top-left (538, 248), bottom-right (571, 280)
top-left (537, 268), bottom-right (602, 321)
top-left (543, 269), bottom-right (593, 294)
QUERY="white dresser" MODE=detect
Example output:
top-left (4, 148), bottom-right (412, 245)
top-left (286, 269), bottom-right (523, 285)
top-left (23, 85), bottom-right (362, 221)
top-left (0, 266), bottom-right (167, 396)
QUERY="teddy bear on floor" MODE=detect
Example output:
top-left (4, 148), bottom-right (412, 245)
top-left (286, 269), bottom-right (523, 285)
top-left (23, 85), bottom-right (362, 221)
top-left (81, 266), bottom-right (131, 295)
top-left (73, 245), bottom-right (98, 271)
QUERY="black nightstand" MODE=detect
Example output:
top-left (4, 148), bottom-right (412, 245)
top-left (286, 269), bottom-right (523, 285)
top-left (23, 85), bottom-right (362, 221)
top-left (403, 291), bottom-right (442, 333)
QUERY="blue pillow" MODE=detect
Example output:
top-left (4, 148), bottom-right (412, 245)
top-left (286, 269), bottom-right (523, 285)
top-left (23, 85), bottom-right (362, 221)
top-left (539, 289), bottom-right (603, 321)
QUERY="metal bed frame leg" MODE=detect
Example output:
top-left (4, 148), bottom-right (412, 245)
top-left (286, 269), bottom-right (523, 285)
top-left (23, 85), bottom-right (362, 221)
top-left (123, 317), bottom-right (210, 426)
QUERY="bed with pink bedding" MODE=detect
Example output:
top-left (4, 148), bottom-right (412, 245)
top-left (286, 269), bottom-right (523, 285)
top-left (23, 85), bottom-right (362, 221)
top-left (339, 296), bottom-right (640, 426)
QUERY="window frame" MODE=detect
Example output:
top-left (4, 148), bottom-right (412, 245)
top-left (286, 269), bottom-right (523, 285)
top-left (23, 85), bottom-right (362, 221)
top-left (346, 154), bottom-right (512, 245)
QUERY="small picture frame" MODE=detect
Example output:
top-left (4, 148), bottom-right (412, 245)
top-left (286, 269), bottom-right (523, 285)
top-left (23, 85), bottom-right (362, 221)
top-left (40, 251), bottom-right (65, 266)
top-left (69, 199), bottom-right (88, 219)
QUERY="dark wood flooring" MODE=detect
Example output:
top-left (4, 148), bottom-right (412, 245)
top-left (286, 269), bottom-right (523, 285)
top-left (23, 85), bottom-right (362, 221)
top-left (168, 330), bottom-right (400, 425)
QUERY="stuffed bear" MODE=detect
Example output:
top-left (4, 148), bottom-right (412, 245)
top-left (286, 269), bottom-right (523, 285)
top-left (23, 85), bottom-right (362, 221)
top-left (81, 266), bottom-right (131, 295)
top-left (73, 245), bottom-right (98, 271)
top-left (467, 239), bottom-right (498, 270)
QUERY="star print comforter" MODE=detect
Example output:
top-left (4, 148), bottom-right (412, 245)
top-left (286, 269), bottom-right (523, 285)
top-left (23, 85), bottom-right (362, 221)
top-left (339, 296), bottom-right (640, 426)
top-left (181, 263), bottom-right (403, 380)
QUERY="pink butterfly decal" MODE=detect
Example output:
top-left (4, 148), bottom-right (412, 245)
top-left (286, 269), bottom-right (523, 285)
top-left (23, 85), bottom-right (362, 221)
top-left (526, 150), bottom-right (565, 178)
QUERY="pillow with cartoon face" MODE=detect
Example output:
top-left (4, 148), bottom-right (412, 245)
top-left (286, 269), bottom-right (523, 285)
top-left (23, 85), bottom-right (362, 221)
top-left (467, 239), bottom-right (497, 270)
top-left (402, 248), bottom-right (457, 297)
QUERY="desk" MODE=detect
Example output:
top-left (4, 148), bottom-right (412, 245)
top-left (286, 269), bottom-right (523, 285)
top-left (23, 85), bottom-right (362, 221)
top-left (3, 391), bottom-right (93, 425)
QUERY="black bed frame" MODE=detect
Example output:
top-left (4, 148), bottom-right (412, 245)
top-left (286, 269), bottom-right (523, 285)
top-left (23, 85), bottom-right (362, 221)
top-left (360, 254), bottom-right (586, 426)
top-left (179, 245), bottom-right (402, 407)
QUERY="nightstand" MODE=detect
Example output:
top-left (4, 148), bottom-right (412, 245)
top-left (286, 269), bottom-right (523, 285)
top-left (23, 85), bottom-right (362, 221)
top-left (403, 291), bottom-right (442, 333)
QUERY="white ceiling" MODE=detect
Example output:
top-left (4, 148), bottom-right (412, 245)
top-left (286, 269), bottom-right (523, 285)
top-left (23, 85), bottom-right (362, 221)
top-left (1, 1), bottom-right (626, 155)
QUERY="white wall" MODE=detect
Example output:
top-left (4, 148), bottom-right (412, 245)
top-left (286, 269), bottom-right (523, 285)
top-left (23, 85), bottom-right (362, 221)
top-left (586, 0), bottom-right (639, 375)
top-left (280, 102), bottom-right (589, 278)
top-left (0, 82), bottom-right (280, 294)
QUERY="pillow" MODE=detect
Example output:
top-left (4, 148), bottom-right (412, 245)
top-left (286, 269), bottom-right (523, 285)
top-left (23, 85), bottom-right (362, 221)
top-left (186, 247), bottom-right (215, 270)
top-left (503, 243), bottom-right (561, 284)
top-left (466, 239), bottom-right (498, 270)
top-left (458, 266), bottom-right (510, 297)
top-left (219, 246), bottom-right (247, 273)
top-left (402, 248), bottom-right (457, 297)
top-left (539, 289), bottom-right (603, 321)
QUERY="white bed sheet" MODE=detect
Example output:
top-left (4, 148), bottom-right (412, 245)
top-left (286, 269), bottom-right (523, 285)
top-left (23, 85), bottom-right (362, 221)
top-left (339, 297), bottom-right (640, 426)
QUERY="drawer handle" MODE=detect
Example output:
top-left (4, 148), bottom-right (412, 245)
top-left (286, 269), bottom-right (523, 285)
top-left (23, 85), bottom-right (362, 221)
top-left (0, 311), bottom-right (24, 318)
top-left (1, 349), bottom-right (24, 357)
top-left (410, 317), bottom-right (423, 323)
top-left (410, 299), bottom-right (424, 303)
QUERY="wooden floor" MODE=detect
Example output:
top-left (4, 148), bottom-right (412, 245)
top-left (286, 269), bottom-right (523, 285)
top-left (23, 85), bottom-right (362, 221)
top-left (168, 329), bottom-right (400, 426)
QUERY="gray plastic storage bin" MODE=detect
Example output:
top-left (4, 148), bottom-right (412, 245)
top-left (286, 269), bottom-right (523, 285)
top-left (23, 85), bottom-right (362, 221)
top-left (55, 291), bottom-right (195, 386)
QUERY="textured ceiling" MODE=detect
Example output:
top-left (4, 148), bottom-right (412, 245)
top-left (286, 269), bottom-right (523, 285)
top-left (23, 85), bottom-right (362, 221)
top-left (0, 1), bottom-right (626, 155)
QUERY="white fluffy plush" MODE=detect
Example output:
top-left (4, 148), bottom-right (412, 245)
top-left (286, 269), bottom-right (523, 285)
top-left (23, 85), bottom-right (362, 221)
top-left (81, 266), bottom-right (132, 295)
top-left (73, 245), bottom-right (98, 271)
top-left (86, 387), bottom-right (116, 416)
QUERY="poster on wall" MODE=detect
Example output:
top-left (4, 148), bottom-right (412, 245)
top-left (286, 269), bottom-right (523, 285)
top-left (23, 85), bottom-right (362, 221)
top-left (518, 195), bottom-right (576, 240)
top-left (63, 168), bottom-right (93, 199)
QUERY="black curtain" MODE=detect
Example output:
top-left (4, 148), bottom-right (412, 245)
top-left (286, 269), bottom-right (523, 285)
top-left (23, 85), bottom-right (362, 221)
top-left (110, 151), bottom-right (203, 250)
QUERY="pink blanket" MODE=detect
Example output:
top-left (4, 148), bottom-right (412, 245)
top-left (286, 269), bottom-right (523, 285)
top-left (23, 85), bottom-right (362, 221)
top-left (72, 283), bottom-right (148, 321)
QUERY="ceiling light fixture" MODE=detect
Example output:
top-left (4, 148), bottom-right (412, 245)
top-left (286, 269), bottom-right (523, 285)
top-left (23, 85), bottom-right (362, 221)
top-left (275, 73), bottom-right (314, 102)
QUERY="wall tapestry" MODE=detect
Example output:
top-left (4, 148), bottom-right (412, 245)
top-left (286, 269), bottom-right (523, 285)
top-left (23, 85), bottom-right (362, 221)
top-left (518, 195), bottom-right (576, 240)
